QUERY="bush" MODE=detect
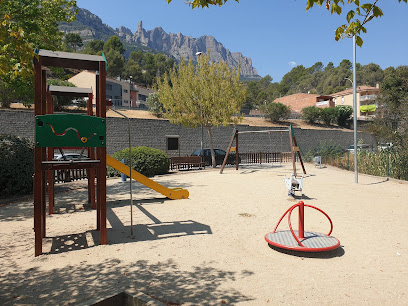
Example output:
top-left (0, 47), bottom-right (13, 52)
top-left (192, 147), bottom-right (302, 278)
top-left (301, 106), bottom-right (321, 124)
top-left (304, 141), bottom-right (345, 163)
top-left (107, 146), bottom-right (170, 177)
top-left (261, 102), bottom-right (291, 122)
top-left (319, 107), bottom-right (337, 126)
top-left (335, 105), bottom-right (353, 127)
top-left (0, 135), bottom-right (34, 197)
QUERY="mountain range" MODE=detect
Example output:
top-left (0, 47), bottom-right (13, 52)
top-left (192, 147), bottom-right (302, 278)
top-left (59, 8), bottom-right (260, 80)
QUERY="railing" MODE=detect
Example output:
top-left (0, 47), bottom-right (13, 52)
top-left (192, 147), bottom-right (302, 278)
top-left (239, 152), bottom-right (295, 164)
top-left (360, 94), bottom-right (377, 101)
top-left (316, 100), bottom-right (330, 106)
top-left (54, 169), bottom-right (89, 183)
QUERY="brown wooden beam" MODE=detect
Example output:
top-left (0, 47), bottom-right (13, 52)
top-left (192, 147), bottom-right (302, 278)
top-left (33, 57), bottom-right (43, 256)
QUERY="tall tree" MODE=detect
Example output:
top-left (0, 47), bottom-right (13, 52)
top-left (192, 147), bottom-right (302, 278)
top-left (170, 0), bottom-right (408, 46)
top-left (82, 39), bottom-right (104, 55)
top-left (0, 0), bottom-right (77, 80)
top-left (103, 36), bottom-right (125, 78)
top-left (64, 33), bottom-right (83, 52)
top-left (370, 66), bottom-right (408, 148)
top-left (156, 54), bottom-right (246, 167)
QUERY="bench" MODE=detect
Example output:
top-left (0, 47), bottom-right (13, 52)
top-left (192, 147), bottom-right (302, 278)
top-left (170, 156), bottom-right (205, 170)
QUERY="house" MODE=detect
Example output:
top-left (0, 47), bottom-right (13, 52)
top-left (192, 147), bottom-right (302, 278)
top-left (330, 85), bottom-right (380, 120)
top-left (274, 93), bottom-right (334, 118)
top-left (68, 71), bottom-right (155, 109)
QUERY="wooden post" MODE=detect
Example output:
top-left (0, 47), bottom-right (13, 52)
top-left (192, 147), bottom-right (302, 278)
top-left (292, 136), bottom-right (307, 175)
top-left (98, 61), bottom-right (107, 245)
top-left (289, 127), bottom-right (297, 177)
top-left (235, 130), bottom-right (239, 170)
top-left (95, 73), bottom-right (101, 229)
top-left (220, 129), bottom-right (237, 174)
top-left (41, 70), bottom-right (47, 237)
top-left (33, 57), bottom-right (43, 256)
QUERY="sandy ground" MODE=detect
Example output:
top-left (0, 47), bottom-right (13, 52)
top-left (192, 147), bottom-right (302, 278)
top-left (1, 162), bottom-right (408, 305)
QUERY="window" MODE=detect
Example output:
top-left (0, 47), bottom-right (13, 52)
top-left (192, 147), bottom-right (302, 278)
top-left (166, 136), bottom-right (179, 151)
top-left (124, 100), bottom-right (128, 104)
top-left (139, 94), bottom-right (147, 101)
top-left (123, 89), bottom-right (128, 93)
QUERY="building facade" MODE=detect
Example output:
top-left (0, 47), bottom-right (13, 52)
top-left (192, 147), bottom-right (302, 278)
top-left (274, 93), bottom-right (334, 118)
top-left (331, 85), bottom-right (380, 120)
top-left (68, 71), bottom-right (155, 109)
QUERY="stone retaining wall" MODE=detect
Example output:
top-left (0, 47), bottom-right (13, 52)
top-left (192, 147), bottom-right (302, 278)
top-left (0, 109), bottom-right (375, 156)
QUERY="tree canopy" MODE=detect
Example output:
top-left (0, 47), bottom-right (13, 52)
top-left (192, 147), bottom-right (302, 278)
top-left (170, 0), bottom-right (408, 46)
top-left (0, 0), bottom-right (77, 79)
top-left (64, 33), bottom-right (83, 52)
top-left (156, 53), bottom-right (246, 167)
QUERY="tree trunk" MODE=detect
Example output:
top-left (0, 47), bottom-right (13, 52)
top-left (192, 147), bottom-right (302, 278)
top-left (206, 126), bottom-right (216, 168)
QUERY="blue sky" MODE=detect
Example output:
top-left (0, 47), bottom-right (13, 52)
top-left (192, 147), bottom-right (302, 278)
top-left (75, 0), bottom-right (408, 82)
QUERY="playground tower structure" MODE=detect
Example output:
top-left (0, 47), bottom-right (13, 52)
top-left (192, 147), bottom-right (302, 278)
top-left (33, 50), bottom-right (107, 256)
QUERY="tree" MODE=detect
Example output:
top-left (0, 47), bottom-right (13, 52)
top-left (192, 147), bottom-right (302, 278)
top-left (301, 106), bottom-right (321, 125)
top-left (319, 107), bottom-right (337, 126)
top-left (147, 93), bottom-right (165, 117)
top-left (170, 0), bottom-right (408, 46)
top-left (64, 33), bottom-right (83, 52)
top-left (156, 54), bottom-right (246, 167)
top-left (261, 102), bottom-right (291, 123)
top-left (370, 66), bottom-right (408, 148)
top-left (103, 36), bottom-right (126, 78)
top-left (335, 105), bottom-right (353, 127)
top-left (103, 36), bottom-right (125, 55)
top-left (104, 49), bottom-right (125, 78)
top-left (82, 40), bottom-right (104, 55)
top-left (0, 0), bottom-right (77, 80)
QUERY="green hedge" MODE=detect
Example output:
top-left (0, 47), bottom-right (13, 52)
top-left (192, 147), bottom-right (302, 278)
top-left (0, 135), bottom-right (34, 197)
top-left (108, 146), bottom-right (170, 177)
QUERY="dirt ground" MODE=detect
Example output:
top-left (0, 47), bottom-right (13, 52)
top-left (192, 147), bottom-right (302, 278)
top-left (0, 162), bottom-right (407, 305)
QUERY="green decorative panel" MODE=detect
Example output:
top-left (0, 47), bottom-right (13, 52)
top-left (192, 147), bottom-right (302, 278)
top-left (35, 114), bottom-right (106, 147)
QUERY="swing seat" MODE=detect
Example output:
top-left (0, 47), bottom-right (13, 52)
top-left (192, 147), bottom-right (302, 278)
top-left (284, 174), bottom-right (303, 196)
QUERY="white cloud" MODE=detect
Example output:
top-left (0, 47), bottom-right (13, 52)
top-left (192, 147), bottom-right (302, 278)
top-left (288, 61), bottom-right (297, 67)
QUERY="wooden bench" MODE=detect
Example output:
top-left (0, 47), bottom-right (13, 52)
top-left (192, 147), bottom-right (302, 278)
top-left (170, 156), bottom-right (205, 170)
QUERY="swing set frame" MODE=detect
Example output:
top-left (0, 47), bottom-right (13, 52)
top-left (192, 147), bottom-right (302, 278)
top-left (219, 125), bottom-right (306, 175)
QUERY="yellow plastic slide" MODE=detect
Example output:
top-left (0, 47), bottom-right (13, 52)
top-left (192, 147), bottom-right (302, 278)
top-left (106, 154), bottom-right (189, 200)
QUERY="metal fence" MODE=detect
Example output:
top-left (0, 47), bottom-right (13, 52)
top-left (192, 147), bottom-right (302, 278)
top-left (239, 152), bottom-right (295, 164)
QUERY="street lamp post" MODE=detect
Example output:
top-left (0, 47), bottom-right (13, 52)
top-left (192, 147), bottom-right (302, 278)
top-left (344, 74), bottom-right (358, 183)
top-left (129, 76), bottom-right (133, 110)
top-left (196, 51), bottom-right (204, 157)
top-left (352, 35), bottom-right (358, 183)
top-left (346, 4), bottom-right (375, 184)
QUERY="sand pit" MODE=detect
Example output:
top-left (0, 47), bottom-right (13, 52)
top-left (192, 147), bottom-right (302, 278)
top-left (0, 163), bottom-right (408, 305)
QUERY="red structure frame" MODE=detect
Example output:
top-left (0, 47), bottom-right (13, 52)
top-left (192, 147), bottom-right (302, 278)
top-left (33, 50), bottom-right (107, 256)
top-left (265, 201), bottom-right (340, 252)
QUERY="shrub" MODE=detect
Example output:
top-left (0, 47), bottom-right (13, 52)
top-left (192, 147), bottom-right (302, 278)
top-left (108, 146), bottom-right (170, 177)
top-left (301, 106), bottom-right (321, 124)
top-left (335, 105), bottom-right (353, 127)
top-left (319, 107), bottom-right (337, 126)
top-left (261, 102), bottom-right (291, 122)
top-left (0, 135), bottom-right (34, 197)
top-left (304, 141), bottom-right (345, 163)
